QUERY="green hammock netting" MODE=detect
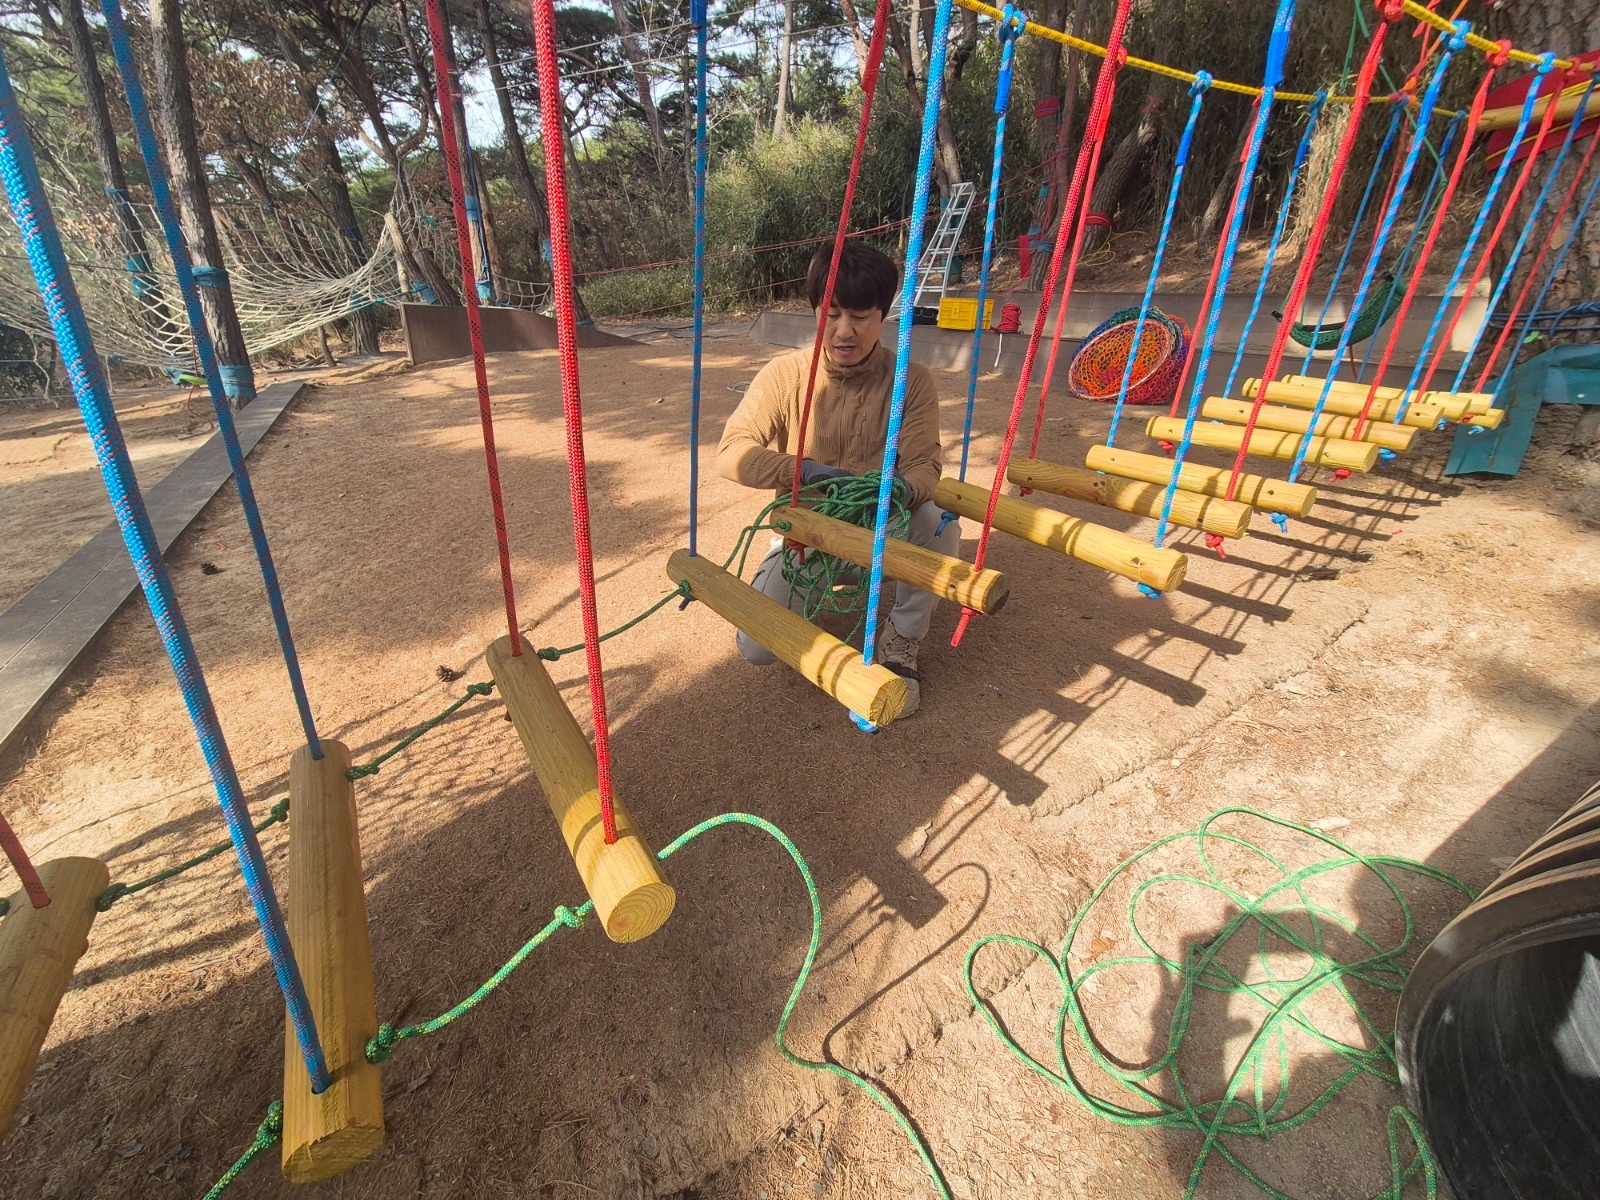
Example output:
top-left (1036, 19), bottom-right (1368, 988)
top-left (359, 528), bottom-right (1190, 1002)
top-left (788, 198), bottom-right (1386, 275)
top-left (1289, 272), bottom-right (1404, 350)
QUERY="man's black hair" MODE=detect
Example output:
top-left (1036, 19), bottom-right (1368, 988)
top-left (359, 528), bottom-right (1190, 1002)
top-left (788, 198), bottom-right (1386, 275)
top-left (807, 241), bottom-right (899, 317)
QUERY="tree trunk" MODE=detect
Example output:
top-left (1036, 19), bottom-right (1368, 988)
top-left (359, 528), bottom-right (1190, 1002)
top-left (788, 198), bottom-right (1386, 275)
top-left (1198, 117), bottom-right (1253, 242)
top-left (475, 161), bottom-right (509, 299)
top-left (838, 0), bottom-right (870, 80)
top-left (774, 0), bottom-right (794, 133)
top-left (1080, 92), bottom-right (1163, 256)
top-left (57, 0), bottom-right (179, 356)
top-left (473, 0), bottom-right (549, 289)
top-left (279, 31), bottom-right (379, 354)
top-left (1029, 0), bottom-right (1086, 289)
top-left (1486, 0), bottom-right (1600, 317)
top-left (950, 7), bottom-right (979, 80)
top-left (148, 0), bottom-right (255, 401)
top-left (609, 0), bottom-right (670, 168)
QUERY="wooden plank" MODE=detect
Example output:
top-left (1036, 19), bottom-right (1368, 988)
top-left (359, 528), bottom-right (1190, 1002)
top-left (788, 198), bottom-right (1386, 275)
top-left (0, 382), bottom-right (303, 760)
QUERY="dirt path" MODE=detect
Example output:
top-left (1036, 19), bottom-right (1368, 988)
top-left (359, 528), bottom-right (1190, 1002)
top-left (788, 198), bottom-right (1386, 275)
top-left (0, 339), bottom-right (1596, 1199)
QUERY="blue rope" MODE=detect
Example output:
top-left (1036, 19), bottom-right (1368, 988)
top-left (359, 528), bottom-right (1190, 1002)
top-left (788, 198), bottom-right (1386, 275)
top-left (190, 264), bottom-right (229, 289)
top-left (0, 39), bottom-right (331, 1095)
top-left (1397, 52), bottom-right (1556, 418)
top-left (688, 0), bottom-right (709, 556)
top-left (1106, 72), bottom-right (1212, 450)
top-left (1296, 99), bottom-right (1405, 375)
top-left (1352, 110), bottom-right (1464, 383)
top-left (1153, 0), bottom-right (1296, 548)
top-left (958, 7), bottom-right (1022, 483)
top-left (98, 0), bottom-right (324, 760)
top-left (1285, 23), bottom-right (1469, 484)
top-left (1450, 75), bottom-right (1600, 392)
top-left (1489, 133), bottom-right (1600, 403)
top-left (856, 0), bottom-right (954, 731)
top-left (1220, 92), bottom-right (1326, 403)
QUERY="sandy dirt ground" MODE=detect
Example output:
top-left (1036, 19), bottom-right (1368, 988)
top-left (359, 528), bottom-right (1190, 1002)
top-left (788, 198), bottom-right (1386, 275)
top-left (0, 332), bottom-right (1597, 1200)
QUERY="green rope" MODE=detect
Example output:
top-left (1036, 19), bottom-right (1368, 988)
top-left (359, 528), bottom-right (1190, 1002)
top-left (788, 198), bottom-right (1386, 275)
top-left (1289, 272), bottom-right (1405, 350)
top-left (94, 799), bottom-right (290, 912)
top-left (200, 1101), bottom-right (281, 1200)
top-left (770, 473), bottom-right (913, 638)
top-left (205, 813), bottom-right (952, 1199)
top-left (346, 682), bottom-right (497, 780)
top-left (963, 807), bottom-right (1471, 1199)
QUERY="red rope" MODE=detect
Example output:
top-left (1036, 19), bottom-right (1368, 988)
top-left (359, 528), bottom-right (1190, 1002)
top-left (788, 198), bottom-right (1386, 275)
top-left (951, 0), bottom-right (1134, 648)
top-left (1225, 7), bottom-right (1401, 500)
top-left (0, 812), bottom-right (49, 908)
top-left (1414, 76), bottom-right (1564, 398)
top-left (788, 0), bottom-right (891, 504)
top-left (529, 0), bottom-right (619, 843)
top-left (1353, 58), bottom-right (1500, 437)
top-left (421, 0), bottom-right (520, 649)
top-left (1473, 125), bottom-right (1600, 390)
top-left (1027, 72), bottom-right (1121, 461)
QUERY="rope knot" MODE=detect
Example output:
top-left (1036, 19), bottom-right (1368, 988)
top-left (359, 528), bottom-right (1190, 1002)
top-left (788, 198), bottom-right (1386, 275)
top-left (1189, 71), bottom-right (1213, 98)
top-left (367, 1023), bottom-right (399, 1063)
top-left (255, 1101), bottom-right (284, 1149)
top-left (1204, 533), bottom-right (1227, 558)
top-left (1112, 46), bottom-right (1129, 68)
top-left (553, 905), bottom-right (586, 929)
top-left (466, 682), bottom-right (495, 697)
top-left (95, 882), bottom-right (131, 912)
top-left (1489, 39), bottom-right (1512, 68)
top-left (1378, 0), bottom-right (1404, 22)
top-left (1332, 468), bottom-right (1352, 481)
top-left (1444, 20), bottom-right (1470, 53)
top-left (345, 763), bottom-right (380, 780)
top-left (267, 798), bottom-right (290, 823)
top-left (1137, 583), bottom-right (1161, 599)
top-left (1535, 51), bottom-right (1557, 76)
top-left (537, 646), bottom-right (562, 660)
top-left (1270, 512), bottom-right (1289, 533)
top-left (1159, 440), bottom-right (1176, 456)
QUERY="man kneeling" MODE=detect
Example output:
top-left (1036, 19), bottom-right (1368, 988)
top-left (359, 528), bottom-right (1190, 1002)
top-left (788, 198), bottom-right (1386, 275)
top-left (716, 241), bottom-right (956, 717)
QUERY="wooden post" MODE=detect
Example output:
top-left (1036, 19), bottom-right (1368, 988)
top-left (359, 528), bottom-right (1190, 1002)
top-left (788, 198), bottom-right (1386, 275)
top-left (933, 478), bottom-right (1187, 592)
top-left (1199, 397), bottom-right (1417, 452)
top-left (1007, 457), bottom-right (1252, 540)
top-left (1284, 374), bottom-right (1494, 416)
top-left (1255, 376), bottom-right (1503, 428)
top-left (489, 636), bottom-right (676, 942)
top-left (0, 857), bottom-right (106, 1141)
top-left (1084, 446), bottom-right (1318, 517)
top-left (1241, 378), bottom-right (1444, 428)
top-left (774, 506), bottom-right (1010, 614)
top-left (666, 550), bottom-right (909, 725)
top-left (1144, 416), bottom-right (1379, 474)
top-left (281, 741), bottom-right (384, 1183)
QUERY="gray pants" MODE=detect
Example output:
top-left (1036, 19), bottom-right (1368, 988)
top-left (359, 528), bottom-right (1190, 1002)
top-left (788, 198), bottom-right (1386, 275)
top-left (737, 500), bottom-right (960, 665)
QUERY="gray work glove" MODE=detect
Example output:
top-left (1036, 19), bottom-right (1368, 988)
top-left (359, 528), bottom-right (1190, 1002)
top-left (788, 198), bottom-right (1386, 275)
top-left (800, 460), bottom-right (852, 486)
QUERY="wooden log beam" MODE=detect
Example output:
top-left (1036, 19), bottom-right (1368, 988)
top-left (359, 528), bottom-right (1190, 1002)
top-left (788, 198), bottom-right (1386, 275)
top-left (1006, 457), bottom-right (1252, 540)
top-left (774, 505), bottom-right (1009, 614)
top-left (0, 856), bottom-right (106, 1141)
top-left (932, 478), bottom-right (1187, 592)
top-left (281, 741), bottom-right (384, 1183)
top-left (667, 550), bottom-right (908, 725)
top-left (1145, 416), bottom-right (1379, 473)
top-left (1084, 446), bottom-right (1318, 517)
top-left (1199, 397), bottom-right (1417, 452)
top-left (1275, 375), bottom-right (1504, 428)
top-left (489, 636), bottom-right (676, 942)
top-left (1240, 378), bottom-right (1445, 428)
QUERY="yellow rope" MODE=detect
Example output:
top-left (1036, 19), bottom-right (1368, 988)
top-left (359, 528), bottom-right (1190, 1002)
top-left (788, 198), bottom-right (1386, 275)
top-left (952, 0), bottom-right (1583, 122)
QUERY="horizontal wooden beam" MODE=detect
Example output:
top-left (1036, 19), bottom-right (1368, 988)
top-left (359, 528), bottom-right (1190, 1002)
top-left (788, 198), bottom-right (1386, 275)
top-left (1199, 397), bottom-right (1417, 452)
top-left (1084, 446), bottom-right (1318, 517)
top-left (1145, 416), bottom-right (1379, 473)
top-left (489, 636), bottom-right (676, 943)
top-left (1279, 375), bottom-right (1504, 428)
top-left (774, 505), bottom-right (1009, 614)
top-left (933, 478), bottom-right (1187, 592)
top-left (666, 550), bottom-right (909, 726)
top-left (1006, 457), bottom-right (1252, 539)
top-left (1241, 378), bottom-right (1444, 428)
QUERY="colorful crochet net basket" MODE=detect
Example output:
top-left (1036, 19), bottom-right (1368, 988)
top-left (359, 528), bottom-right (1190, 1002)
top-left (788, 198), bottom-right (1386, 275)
top-left (1067, 306), bottom-right (1189, 406)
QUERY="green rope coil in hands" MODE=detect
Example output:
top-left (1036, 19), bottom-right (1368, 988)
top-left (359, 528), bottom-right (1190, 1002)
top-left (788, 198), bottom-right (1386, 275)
top-left (963, 807), bottom-right (1471, 1199)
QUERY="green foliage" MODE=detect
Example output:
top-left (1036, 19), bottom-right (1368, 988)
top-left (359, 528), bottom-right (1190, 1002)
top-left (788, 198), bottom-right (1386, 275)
top-left (579, 264), bottom-right (693, 318)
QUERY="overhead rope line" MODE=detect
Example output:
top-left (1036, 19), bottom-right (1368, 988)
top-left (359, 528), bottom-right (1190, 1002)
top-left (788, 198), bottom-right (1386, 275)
top-left (0, 35), bottom-right (331, 1094)
top-left (421, 0), bottom-right (522, 649)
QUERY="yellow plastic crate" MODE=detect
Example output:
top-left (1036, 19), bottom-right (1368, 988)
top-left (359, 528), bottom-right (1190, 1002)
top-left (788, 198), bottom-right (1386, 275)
top-left (935, 297), bottom-right (995, 332)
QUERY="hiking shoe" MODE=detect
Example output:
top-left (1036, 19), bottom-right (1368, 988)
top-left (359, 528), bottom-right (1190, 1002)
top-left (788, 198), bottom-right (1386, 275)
top-left (877, 626), bottom-right (922, 719)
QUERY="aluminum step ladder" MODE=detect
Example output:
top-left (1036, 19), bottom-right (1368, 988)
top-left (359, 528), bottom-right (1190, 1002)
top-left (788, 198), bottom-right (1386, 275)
top-left (897, 182), bottom-right (975, 317)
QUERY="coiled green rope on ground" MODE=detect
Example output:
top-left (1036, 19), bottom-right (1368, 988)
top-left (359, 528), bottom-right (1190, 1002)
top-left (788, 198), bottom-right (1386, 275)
top-left (963, 807), bottom-right (1471, 1199)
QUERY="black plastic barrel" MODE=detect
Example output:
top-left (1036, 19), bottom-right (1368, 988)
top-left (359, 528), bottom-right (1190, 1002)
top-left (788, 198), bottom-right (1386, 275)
top-left (1396, 777), bottom-right (1600, 1199)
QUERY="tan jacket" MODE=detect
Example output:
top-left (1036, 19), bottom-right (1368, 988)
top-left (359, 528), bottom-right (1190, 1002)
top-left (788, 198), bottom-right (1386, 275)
top-left (717, 344), bottom-right (943, 508)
